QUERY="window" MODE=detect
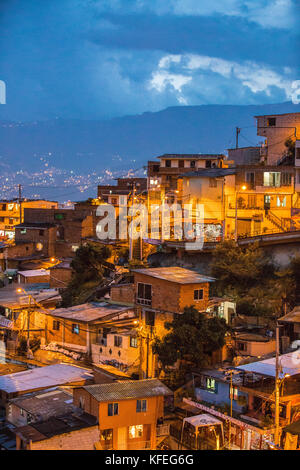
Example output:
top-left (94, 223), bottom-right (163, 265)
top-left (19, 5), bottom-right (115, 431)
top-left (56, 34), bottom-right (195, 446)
top-left (237, 341), bottom-right (247, 351)
top-left (205, 160), bottom-right (212, 168)
top-left (281, 173), bottom-right (292, 186)
top-left (165, 160), bottom-right (171, 167)
top-left (53, 320), bottom-right (60, 331)
top-left (100, 429), bottom-right (113, 441)
top-left (179, 160), bottom-right (184, 168)
top-left (194, 289), bottom-right (204, 300)
top-left (114, 336), bottom-right (122, 347)
top-left (108, 403), bottom-right (119, 416)
top-left (277, 196), bottom-right (286, 207)
top-left (129, 425), bottom-right (143, 439)
top-left (54, 213), bottom-right (65, 220)
top-left (136, 399), bottom-right (147, 413)
top-left (229, 386), bottom-right (239, 401)
top-left (246, 172), bottom-right (255, 188)
top-left (248, 195), bottom-right (257, 209)
top-left (20, 228), bottom-right (27, 234)
top-left (153, 165), bottom-right (160, 172)
top-left (72, 323), bottom-right (79, 334)
top-left (209, 178), bottom-right (217, 188)
top-left (130, 336), bottom-right (138, 348)
top-left (206, 377), bottom-right (217, 393)
top-left (137, 282), bottom-right (152, 305)
top-left (79, 397), bottom-right (85, 409)
top-left (190, 160), bottom-right (196, 168)
top-left (145, 310), bottom-right (155, 327)
top-left (263, 172), bottom-right (280, 187)
top-left (267, 117), bottom-right (276, 126)
top-left (39, 229), bottom-right (44, 236)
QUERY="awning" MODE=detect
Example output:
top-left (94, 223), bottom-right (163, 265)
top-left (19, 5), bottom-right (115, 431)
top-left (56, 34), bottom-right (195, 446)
top-left (183, 413), bottom-right (223, 428)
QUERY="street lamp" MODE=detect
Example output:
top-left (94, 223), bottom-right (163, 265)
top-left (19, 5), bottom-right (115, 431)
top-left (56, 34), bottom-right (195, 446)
top-left (235, 185), bottom-right (247, 242)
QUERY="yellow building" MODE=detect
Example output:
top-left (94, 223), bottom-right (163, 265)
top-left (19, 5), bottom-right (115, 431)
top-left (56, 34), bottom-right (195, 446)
top-left (0, 199), bottom-right (57, 239)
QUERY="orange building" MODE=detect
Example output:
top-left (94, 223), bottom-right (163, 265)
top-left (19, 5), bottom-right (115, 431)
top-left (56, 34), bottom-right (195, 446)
top-left (73, 378), bottom-right (172, 450)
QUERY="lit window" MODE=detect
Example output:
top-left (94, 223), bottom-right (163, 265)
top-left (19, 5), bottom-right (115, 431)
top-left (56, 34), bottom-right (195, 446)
top-left (206, 377), bottom-right (217, 393)
top-left (130, 337), bottom-right (138, 348)
top-left (108, 403), bottom-right (119, 416)
top-left (129, 425), bottom-right (143, 439)
top-left (136, 399), bottom-right (147, 413)
top-left (263, 172), bottom-right (280, 187)
top-left (230, 386), bottom-right (239, 401)
top-left (276, 196), bottom-right (286, 207)
top-left (72, 323), bottom-right (79, 334)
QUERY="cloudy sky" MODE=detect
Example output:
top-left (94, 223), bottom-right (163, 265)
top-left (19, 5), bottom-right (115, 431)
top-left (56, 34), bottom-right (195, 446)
top-left (0, 0), bottom-right (298, 120)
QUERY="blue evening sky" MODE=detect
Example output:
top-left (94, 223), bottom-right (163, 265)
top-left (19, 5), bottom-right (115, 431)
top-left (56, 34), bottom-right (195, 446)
top-left (0, 0), bottom-right (298, 120)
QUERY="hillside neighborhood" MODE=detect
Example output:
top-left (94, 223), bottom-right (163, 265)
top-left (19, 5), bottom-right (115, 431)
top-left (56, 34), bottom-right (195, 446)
top-left (0, 111), bottom-right (300, 451)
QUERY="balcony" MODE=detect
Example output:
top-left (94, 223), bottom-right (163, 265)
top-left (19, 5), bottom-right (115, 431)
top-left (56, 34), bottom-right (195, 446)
top-left (136, 297), bottom-right (152, 306)
top-left (156, 424), bottom-right (170, 437)
top-left (126, 440), bottom-right (151, 450)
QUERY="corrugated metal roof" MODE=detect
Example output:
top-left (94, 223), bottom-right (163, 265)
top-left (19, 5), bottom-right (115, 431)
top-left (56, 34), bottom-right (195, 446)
top-left (183, 413), bottom-right (222, 427)
top-left (279, 308), bottom-right (300, 324)
top-left (0, 363), bottom-right (93, 394)
top-left (132, 267), bottom-right (215, 284)
top-left (82, 379), bottom-right (172, 402)
top-left (50, 302), bottom-right (133, 323)
top-left (236, 351), bottom-right (300, 378)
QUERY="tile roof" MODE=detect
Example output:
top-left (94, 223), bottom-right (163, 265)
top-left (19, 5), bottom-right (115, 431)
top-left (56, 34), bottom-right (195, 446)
top-left (279, 307), bottom-right (300, 324)
top-left (132, 267), bottom-right (215, 284)
top-left (82, 379), bottom-right (172, 402)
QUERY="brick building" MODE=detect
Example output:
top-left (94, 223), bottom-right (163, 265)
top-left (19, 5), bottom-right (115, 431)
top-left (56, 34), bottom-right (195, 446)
top-left (132, 267), bottom-right (216, 378)
top-left (256, 112), bottom-right (300, 165)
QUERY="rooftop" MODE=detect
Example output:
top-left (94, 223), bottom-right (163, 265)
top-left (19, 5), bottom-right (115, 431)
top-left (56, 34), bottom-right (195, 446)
top-left (0, 363), bottom-right (94, 395)
top-left (236, 351), bottom-right (300, 378)
top-left (50, 301), bottom-right (133, 323)
top-left (18, 269), bottom-right (50, 278)
top-left (132, 267), bottom-right (215, 284)
top-left (156, 153), bottom-right (224, 159)
top-left (183, 413), bottom-right (222, 428)
top-left (10, 387), bottom-right (75, 420)
top-left (279, 307), bottom-right (300, 324)
top-left (178, 168), bottom-right (236, 179)
top-left (82, 378), bottom-right (172, 402)
top-left (0, 283), bottom-right (61, 309)
top-left (14, 412), bottom-right (97, 442)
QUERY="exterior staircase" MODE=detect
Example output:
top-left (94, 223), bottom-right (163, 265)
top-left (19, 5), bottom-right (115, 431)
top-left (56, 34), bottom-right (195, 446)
top-left (265, 211), bottom-right (290, 232)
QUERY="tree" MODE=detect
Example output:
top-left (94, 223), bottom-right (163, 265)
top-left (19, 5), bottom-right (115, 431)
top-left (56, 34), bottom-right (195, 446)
top-left (61, 243), bottom-right (111, 307)
top-left (284, 137), bottom-right (295, 162)
top-left (152, 306), bottom-right (228, 371)
top-left (211, 240), bottom-right (274, 297)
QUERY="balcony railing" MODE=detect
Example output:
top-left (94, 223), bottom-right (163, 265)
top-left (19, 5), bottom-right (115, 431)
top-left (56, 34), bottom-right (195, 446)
top-left (136, 297), bottom-right (152, 306)
top-left (156, 424), bottom-right (170, 437)
top-left (126, 440), bottom-right (151, 450)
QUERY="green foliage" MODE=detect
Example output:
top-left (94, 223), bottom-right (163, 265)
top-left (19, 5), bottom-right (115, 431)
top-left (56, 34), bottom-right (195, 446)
top-left (284, 137), bottom-right (295, 160)
top-left (61, 243), bottom-right (111, 307)
top-left (152, 305), bottom-right (228, 371)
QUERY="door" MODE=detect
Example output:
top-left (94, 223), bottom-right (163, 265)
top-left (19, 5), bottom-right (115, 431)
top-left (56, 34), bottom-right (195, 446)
top-left (117, 427), bottom-right (127, 450)
top-left (264, 195), bottom-right (271, 211)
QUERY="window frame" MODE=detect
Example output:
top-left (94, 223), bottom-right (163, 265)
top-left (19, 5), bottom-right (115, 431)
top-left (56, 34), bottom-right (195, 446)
top-left (194, 289), bottom-right (204, 301)
top-left (108, 402), bottom-right (119, 416)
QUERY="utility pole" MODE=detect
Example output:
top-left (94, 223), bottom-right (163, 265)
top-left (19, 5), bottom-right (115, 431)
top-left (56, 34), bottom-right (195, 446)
top-left (274, 323), bottom-right (280, 446)
top-left (228, 369), bottom-right (233, 450)
top-left (18, 184), bottom-right (22, 224)
top-left (235, 127), bottom-right (240, 149)
top-left (129, 181), bottom-right (136, 261)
